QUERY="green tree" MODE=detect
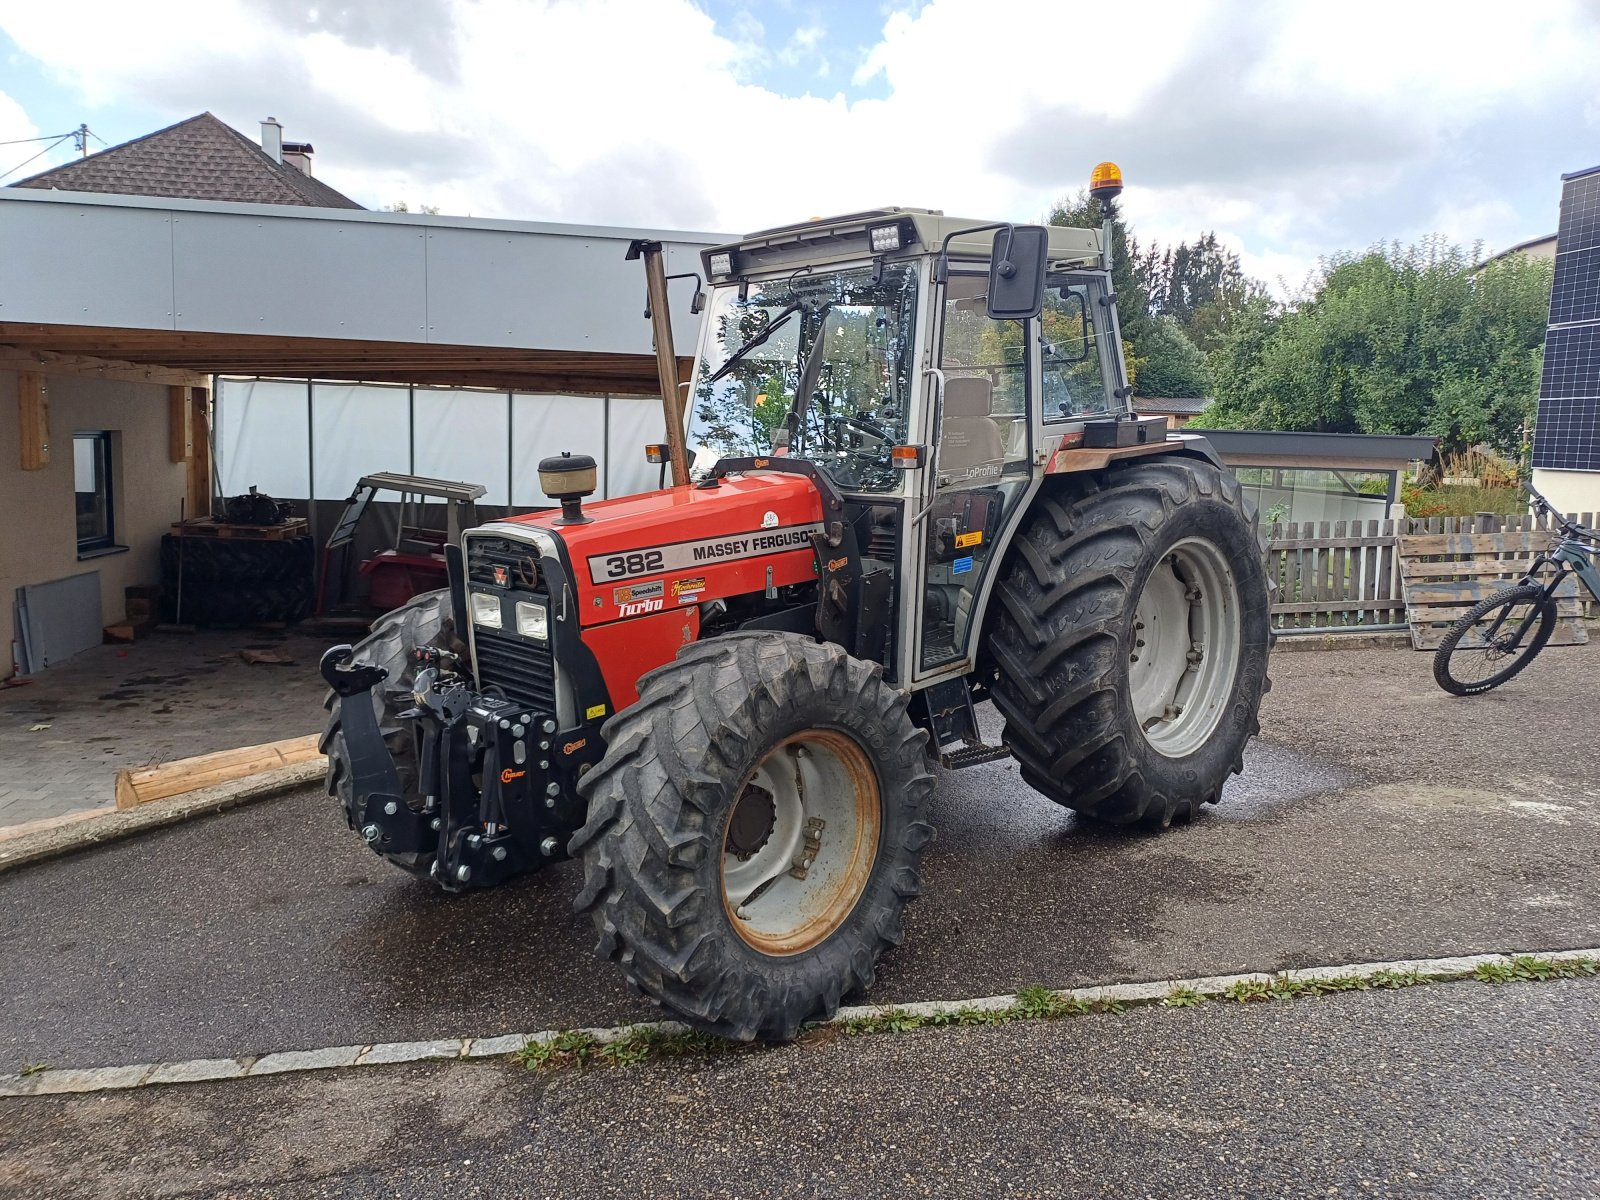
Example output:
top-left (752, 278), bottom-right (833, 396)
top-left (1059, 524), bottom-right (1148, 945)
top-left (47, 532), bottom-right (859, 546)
top-left (1194, 239), bottom-right (1552, 454)
top-left (1134, 315), bottom-right (1210, 398)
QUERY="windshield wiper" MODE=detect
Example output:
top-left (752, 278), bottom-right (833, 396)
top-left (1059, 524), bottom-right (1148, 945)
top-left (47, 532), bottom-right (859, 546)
top-left (707, 302), bottom-right (804, 385)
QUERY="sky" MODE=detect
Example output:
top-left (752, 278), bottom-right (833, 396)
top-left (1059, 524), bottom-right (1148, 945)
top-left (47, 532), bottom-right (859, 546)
top-left (1, 0), bottom-right (1597, 293)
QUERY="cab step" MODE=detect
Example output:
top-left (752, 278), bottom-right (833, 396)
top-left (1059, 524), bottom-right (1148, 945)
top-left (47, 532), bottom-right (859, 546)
top-left (939, 743), bottom-right (1011, 770)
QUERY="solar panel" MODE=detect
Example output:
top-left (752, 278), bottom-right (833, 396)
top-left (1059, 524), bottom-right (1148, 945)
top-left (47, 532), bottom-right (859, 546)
top-left (1532, 164), bottom-right (1600, 473)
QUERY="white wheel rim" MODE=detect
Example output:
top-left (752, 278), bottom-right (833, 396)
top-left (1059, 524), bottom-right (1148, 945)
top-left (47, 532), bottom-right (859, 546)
top-left (721, 730), bottom-right (880, 956)
top-left (1128, 536), bottom-right (1241, 758)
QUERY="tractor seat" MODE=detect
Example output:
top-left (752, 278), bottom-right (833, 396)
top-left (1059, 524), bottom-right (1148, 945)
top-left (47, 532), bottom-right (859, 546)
top-left (938, 377), bottom-right (1004, 475)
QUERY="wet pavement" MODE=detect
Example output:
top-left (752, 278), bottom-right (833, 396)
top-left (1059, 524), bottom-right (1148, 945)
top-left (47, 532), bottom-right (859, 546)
top-left (0, 628), bottom-right (334, 829)
top-left (0, 639), bottom-right (1597, 1072)
top-left (4, 978), bottom-right (1598, 1199)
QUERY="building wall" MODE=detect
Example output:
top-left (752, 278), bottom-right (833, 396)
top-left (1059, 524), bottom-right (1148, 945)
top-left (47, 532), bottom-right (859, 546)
top-left (1532, 468), bottom-right (1600, 518)
top-left (1, 368), bottom-right (187, 676)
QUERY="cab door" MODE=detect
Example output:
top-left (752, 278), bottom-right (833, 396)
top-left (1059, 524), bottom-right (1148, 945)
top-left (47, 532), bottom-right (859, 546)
top-left (911, 269), bottom-right (1034, 678)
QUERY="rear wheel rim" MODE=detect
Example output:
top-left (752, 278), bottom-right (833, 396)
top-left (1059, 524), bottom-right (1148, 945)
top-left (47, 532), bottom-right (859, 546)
top-left (721, 729), bottom-right (881, 956)
top-left (1129, 536), bottom-right (1242, 758)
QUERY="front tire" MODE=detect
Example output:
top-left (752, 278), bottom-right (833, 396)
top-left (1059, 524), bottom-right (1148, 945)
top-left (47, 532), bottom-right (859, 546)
top-left (985, 459), bottom-right (1272, 827)
top-left (1432, 584), bottom-right (1556, 696)
top-left (570, 632), bottom-right (936, 1041)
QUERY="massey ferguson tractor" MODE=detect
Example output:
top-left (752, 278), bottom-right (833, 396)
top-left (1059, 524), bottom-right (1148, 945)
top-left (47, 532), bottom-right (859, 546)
top-left (321, 164), bottom-right (1272, 1041)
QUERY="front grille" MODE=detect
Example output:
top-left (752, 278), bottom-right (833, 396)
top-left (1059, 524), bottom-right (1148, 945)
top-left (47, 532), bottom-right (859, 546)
top-left (473, 627), bottom-right (556, 712)
top-left (466, 535), bottom-right (547, 595)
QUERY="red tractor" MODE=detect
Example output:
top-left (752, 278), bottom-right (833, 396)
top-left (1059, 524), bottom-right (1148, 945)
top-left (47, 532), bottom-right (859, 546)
top-left (321, 166), bottom-right (1271, 1040)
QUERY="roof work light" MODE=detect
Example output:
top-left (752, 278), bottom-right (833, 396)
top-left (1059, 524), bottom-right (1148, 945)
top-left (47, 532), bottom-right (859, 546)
top-left (868, 222), bottom-right (904, 253)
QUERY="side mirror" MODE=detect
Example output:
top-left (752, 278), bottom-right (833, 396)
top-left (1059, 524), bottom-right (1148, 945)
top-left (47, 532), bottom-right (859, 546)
top-left (986, 225), bottom-right (1048, 321)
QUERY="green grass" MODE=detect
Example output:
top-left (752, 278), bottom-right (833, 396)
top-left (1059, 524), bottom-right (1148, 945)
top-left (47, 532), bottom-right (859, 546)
top-left (508, 954), bottom-right (1600, 1073)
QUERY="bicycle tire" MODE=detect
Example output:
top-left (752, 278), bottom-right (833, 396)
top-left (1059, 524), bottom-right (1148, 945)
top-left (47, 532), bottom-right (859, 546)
top-left (1432, 584), bottom-right (1558, 696)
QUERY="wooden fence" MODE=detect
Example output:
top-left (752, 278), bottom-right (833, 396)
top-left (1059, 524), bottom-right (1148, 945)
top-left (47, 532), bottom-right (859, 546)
top-left (1264, 510), bottom-right (1597, 635)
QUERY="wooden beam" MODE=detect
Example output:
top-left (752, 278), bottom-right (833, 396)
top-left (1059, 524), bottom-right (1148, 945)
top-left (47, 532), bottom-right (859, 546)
top-left (0, 346), bottom-right (205, 388)
top-left (187, 386), bottom-right (213, 517)
top-left (114, 734), bottom-right (322, 810)
top-left (17, 371), bottom-right (49, 470)
top-left (168, 384), bottom-right (192, 462)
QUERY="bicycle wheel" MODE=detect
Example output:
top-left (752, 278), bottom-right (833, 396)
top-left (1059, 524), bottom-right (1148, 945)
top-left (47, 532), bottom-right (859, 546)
top-left (1433, 584), bottom-right (1558, 696)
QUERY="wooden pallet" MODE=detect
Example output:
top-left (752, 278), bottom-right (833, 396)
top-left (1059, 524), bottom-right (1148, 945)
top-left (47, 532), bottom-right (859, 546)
top-left (1397, 530), bottom-right (1589, 650)
top-left (170, 516), bottom-right (308, 541)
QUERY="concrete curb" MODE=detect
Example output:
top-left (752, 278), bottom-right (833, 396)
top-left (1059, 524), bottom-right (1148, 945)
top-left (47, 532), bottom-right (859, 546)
top-left (5, 946), bottom-right (1595, 1098)
top-left (1271, 631), bottom-right (1413, 653)
top-left (0, 760), bottom-right (323, 876)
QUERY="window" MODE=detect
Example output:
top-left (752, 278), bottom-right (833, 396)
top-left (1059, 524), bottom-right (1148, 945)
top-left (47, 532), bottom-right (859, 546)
top-left (74, 432), bottom-right (115, 554)
top-left (1041, 274), bottom-right (1114, 422)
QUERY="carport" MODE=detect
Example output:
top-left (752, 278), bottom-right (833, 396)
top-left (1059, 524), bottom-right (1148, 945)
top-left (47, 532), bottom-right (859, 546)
top-left (0, 187), bottom-right (724, 674)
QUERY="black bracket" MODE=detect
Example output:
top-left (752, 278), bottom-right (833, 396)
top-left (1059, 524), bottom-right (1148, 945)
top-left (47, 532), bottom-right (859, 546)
top-left (320, 644), bottom-right (388, 698)
top-left (707, 455), bottom-right (847, 518)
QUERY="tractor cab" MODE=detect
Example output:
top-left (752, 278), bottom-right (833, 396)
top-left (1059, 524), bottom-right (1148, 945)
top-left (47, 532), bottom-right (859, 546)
top-left (685, 210), bottom-right (1131, 687)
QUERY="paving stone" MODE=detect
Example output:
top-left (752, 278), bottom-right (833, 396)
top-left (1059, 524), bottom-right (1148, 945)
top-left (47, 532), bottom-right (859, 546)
top-left (32, 1064), bottom-right (154, 1094)
top-left (247, 1046), bottom-right (363, 1076)
top-left (0, 630), bottom-right (333, 828)
top-left (355, 1040), bottom-right (464, 1065)
top-left (145, 1057), bottom-right (251, 1086)
top-left (462, 1034), bottom-right (529, 1058)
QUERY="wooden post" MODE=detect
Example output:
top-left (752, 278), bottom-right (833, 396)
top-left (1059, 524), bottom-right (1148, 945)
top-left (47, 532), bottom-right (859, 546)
top-left (168, 384), bottom-right (193, 463)
top-left (187, 385), bottom-right (213, 517)
top-left (17, 371), bottom-right (49, 470)
top-left (630, 239), bottom-right (689, 487)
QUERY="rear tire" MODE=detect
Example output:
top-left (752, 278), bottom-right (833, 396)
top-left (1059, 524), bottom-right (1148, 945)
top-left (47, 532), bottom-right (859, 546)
top-left (985, 459), bottom-right (1271, 827)
top-left (1432, 584), bottom-right (1556, 696)
top-left (319, 588), bottom-right (458, 880)
top-left (570, 632), bottom-right (936, 1041)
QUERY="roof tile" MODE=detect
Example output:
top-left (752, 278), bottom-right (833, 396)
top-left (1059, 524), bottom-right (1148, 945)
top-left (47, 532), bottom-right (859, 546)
top-left (8, 113), bottom-right (363, 210)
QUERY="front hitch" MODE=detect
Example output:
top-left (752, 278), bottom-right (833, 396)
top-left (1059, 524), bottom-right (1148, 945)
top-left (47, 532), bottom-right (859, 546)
top-left (319, 645), bottom-right (430, 855)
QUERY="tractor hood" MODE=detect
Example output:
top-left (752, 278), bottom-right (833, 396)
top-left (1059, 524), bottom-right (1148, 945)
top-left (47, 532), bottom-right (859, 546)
top-left (492, 473), bottom-right (826, 627)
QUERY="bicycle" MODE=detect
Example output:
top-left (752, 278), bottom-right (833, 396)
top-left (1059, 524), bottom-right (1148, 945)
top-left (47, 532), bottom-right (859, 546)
top-left (1433, 488), bottom-right (1600, 696)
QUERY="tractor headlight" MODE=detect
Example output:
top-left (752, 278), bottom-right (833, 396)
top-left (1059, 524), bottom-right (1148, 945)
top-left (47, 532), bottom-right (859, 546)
top-left (470, 592), bottom-right (503, 630)
top-left (708, 250), bottom-right (733, 278)
top-left (515, 600), bottom-right (548, 641)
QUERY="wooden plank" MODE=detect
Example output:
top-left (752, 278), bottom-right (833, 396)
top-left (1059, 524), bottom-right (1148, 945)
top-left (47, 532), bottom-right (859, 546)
top-left (114, 734), bottom-right (322, 810)
top-left (17, 370), bottom-right (49, 470)
top-left (1401, 556), bottom-right (1539, 579)
top-left (170, 516), bottom-right (307, 540)
top-left (168, 384), bottom-right (192, 463)
top-left (1262, 535), bottom-right (1397, 550)
top-left (1412, 618), bottom-right (1587, 651)
top-left (1405, 579), bottom-right (1584, 604)
top-left (1399, 532), bottom-right (1555, 555)
top-left (187, 386), bottom-right (213, 518)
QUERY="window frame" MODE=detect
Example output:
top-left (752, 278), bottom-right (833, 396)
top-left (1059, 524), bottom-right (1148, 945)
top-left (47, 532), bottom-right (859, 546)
top-left (74, 430), bottom-right (119, 557)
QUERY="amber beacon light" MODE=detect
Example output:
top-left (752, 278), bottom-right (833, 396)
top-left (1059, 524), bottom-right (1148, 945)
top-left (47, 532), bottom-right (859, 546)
top-left (1089, 161), bottom-right (1124, 203)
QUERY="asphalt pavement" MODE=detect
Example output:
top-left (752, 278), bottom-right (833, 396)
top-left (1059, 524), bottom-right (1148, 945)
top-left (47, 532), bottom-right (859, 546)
top-left (1, 640), bottom-right (1596, 1075)
top-left (4, 977), bottom-right (1597, 1198)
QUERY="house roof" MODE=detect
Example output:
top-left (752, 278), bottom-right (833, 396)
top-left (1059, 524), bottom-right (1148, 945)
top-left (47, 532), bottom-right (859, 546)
top-left (9, 113), bottom-right (363, 210)
top-left (1135, 395), bottom-right (1208, 415)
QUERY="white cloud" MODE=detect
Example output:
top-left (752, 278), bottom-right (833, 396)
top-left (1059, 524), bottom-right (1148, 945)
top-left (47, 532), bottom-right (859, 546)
top-left (1, 0), bottom-right (1594, 282)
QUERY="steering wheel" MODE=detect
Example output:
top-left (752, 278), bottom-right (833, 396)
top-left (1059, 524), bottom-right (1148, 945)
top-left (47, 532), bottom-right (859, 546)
top-left (832, 412), bottom-right (893, 449)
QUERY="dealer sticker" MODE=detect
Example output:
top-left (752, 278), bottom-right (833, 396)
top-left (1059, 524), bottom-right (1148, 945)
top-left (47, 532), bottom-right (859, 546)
top-left (953, 556), bottom-right (974, 575)
top-left (613, 580), bottom-right (664, 605)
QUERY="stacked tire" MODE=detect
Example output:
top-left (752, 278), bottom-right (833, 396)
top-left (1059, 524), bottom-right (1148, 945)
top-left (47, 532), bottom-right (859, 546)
top-left (159, 535), bottom-right (316, 626)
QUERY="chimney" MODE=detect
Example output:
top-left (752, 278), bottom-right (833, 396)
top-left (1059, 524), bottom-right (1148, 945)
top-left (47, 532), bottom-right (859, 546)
top-left (281, 141), bottom-right (315, 175)
top-left (260, 117), bottom-right (283, 163)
